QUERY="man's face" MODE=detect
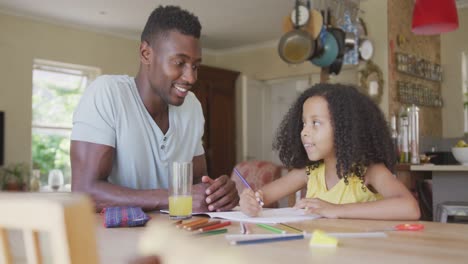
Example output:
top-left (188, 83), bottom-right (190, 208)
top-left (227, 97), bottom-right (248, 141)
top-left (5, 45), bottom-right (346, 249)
top-left (146, 30), bottom-right (202, 106)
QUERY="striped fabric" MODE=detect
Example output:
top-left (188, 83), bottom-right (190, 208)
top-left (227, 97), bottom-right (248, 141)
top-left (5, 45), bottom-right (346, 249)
top-left (102, 207), bottom-right (150, 228)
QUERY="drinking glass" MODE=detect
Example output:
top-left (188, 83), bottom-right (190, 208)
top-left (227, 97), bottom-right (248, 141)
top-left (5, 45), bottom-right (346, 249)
top-left (169, 162), bottom-right (193, 220)
top-left (48, 169), bottom-right (64, 191)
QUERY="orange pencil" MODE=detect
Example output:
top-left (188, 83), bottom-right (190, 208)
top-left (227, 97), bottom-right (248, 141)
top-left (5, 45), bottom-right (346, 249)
top-left (181, 218), bottom-right (209, 229)
top-left (173, 220), bottom-right (183, 225)
top-left (198, 221), bottom-right (231, 232)
top-left (187, 220), bottom-right (221, 231)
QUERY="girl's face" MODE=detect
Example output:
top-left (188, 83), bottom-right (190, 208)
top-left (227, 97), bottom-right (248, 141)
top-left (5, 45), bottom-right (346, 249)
top-left (301, 96), bottom-right (335, 161)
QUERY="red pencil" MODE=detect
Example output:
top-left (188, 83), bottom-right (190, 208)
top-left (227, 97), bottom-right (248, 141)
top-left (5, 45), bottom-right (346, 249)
top-left (198, 221), bottom-right (231, 232)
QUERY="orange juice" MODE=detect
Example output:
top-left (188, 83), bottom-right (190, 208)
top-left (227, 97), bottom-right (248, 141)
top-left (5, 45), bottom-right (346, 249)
top-left (169, 195), bottom-right (192, 219)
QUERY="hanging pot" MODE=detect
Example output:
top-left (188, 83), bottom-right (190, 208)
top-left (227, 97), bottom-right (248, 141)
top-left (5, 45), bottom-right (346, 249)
top-left (328, 27), bottom-right (346, 57)
top-left (310, 31), bottom-right (339, 68)
top-left (359, 39), bottom-right (374, 61)
top-left (327, 27), bottom-right (346, 75)
top-left (344, 31), bottom-right (356, 51)
top-left (304, 9), bottom-right (324, 40)
top-left (278, 29), bottom-right (315, 64)
top-left (329, 57), bottom-right (343, 75)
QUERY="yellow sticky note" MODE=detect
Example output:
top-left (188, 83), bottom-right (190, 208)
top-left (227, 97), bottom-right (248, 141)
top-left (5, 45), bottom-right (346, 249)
top-left (309, 230), bottom-right (338, 247)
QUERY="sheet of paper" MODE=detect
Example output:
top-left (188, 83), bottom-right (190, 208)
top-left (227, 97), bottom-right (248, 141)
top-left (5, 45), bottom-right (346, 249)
top-left (159, 207), bottom-right (318, 224)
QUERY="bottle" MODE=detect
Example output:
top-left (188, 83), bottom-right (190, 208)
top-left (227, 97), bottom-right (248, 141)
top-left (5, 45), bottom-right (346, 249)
top-left (390, 114), bottom-right (399, 162)
top-left (398, 106), bottom-right (410, 163)
top-left (408, 104), bottom-right (420, 164)
top-left (29, 169), bottom-right (41, 192)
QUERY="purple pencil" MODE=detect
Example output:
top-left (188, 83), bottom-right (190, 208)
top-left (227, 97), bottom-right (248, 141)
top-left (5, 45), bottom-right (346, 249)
top-left (234, 167), bottom-right (264, 206)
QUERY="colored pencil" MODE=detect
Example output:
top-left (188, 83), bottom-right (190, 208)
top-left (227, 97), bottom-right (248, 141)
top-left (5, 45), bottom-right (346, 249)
top-left (256, 223), bottom-right (286, 234)
top-left (226, 233), bottom-right (303, 241)
top-left (279, 223), bottom-right (304, 233)
top-left (197, 228), bottom-right (228, 236)
top-left (172, 220), bottom-right (183, 225)
top-left (182, 218), bottom-right (209, 229)
top-left (198, 221), bottom-right (231, 232)
top-left (230, 234), bottom-right (305, 245)
top-left (240, 222), bottom-right (246, 234)
top-left (187, 220), bottom-right (221, 231)
top-left (233, 168), bottom-right (264, 206)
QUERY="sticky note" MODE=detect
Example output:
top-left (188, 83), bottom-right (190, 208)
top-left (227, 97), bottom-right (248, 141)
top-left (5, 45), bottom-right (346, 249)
top-left (309, 230), bottom-right (338, 247)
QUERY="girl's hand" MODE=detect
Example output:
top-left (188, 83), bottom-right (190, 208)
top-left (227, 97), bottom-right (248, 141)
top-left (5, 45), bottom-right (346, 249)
top-left (294, 198), bottom-right (340, 218)
top-left (239, 189), bottom-right (263, 217)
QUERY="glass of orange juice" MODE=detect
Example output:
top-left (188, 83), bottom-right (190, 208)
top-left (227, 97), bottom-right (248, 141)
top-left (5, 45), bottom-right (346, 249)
top-left (169, 161), bottom-right (193, 220)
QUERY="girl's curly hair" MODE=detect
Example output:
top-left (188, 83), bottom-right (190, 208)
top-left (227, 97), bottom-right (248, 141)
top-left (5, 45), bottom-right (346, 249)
top-left (273, 83), bottom-right (396, 180)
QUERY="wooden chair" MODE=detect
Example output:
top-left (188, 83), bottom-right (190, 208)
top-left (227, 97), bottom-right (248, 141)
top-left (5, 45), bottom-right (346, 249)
top-left (0, 193), bottom-right (98, 264)
top-left (230, 160), bottom-right (285, 208)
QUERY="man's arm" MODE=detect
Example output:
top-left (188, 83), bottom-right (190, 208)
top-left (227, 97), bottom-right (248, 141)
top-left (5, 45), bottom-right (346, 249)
top-left (71, 140), bottom-right (169, 212)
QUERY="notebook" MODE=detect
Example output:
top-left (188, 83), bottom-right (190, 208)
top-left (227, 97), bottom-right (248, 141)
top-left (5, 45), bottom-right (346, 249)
top-left (161, 207), bottom-right (321, 224)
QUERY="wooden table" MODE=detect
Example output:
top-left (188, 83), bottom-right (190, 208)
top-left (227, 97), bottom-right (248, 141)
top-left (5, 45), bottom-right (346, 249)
top-left (95, 213), bottom-right (468, 264)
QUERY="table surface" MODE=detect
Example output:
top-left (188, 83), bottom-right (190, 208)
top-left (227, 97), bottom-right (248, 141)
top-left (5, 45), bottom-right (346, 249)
top-left (95, 212), bottom-right (468, 264)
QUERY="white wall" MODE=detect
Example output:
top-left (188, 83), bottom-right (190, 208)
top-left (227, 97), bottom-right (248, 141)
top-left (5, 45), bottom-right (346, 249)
top-left (441, 8), bottom-right (468, 138)
top-left (0, 12), bottom-right (217, 165)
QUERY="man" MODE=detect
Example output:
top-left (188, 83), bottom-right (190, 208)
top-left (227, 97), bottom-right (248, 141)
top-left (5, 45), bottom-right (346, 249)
top-left (70, 5), bottom-right (239, 212)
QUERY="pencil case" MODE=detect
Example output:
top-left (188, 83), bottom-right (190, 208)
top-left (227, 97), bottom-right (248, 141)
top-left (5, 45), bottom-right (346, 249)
top-left (102, 206), bottom-right (150, 228)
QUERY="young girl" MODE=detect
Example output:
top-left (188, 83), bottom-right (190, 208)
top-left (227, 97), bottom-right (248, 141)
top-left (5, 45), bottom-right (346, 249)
top-left (240, 83), bottom-right (420, 220)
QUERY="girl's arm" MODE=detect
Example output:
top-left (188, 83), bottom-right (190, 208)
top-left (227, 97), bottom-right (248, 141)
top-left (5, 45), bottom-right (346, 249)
top-left (261, 168), bottom-right (308, 205)
top-left (239, 168), bottom-right (307, 216)
top-left (336, 163), bottom-right (420, 220)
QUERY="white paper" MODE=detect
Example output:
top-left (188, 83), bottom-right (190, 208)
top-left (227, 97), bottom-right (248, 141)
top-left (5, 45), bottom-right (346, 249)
top-left (161, 207), bottom-right (321, 224)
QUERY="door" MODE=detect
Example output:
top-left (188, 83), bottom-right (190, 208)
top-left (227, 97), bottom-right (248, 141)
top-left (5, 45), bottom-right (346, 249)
top-left (192, 66), bottom-right (239, 178)
top-left (242, 76), bottom-right (270, 161)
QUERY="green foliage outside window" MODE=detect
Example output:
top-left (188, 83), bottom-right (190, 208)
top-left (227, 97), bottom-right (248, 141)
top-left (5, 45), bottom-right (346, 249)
top-left (31, 134), bottom-right (71, 184)
top-left (32, 67), bottom-right (87, 184)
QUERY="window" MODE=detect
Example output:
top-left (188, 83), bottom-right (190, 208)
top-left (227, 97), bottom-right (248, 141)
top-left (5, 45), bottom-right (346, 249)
top-left (32, 59), bottom-right (100, 185)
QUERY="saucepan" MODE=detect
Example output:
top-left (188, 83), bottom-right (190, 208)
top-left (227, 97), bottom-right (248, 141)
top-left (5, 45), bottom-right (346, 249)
top-left (327, 27), bottom-right (346, 75)
top-left (310, 29), bottom-right (339, 68)
top-left (278, 29), bottom-right (315, 64)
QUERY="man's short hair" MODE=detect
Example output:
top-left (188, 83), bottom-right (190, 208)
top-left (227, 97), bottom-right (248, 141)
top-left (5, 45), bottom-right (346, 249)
top-left (141, 5), bottom-right (202, 45)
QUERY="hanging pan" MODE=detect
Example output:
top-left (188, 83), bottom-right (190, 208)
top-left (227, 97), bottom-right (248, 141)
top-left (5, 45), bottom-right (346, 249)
top-left (328, 27), bottom-right (346, 75)
top-left (278, 29), bottom-right (315, 64)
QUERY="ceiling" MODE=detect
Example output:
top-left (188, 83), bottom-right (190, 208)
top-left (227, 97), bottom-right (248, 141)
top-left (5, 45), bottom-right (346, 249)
top-left (0, 0), bottom-right (299, 50)
top-left (0, 0), bottom-right (465, 51)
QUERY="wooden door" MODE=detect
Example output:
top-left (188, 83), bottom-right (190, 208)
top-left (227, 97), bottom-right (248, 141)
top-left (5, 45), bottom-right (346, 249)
top-left (192, 66), bottom-right (239, 178)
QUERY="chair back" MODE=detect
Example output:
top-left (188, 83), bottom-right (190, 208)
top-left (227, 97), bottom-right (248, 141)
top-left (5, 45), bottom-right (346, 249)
top-left (231, 161), bottom-right (283, 207)
top-left (0, 193), bottom-right (98, 264)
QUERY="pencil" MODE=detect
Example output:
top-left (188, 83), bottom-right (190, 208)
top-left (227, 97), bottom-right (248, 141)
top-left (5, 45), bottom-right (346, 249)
top-left (279, 223), bottom-right (304, 234)
top-left (172, 220), bottom-right (183, 225)
top-left (256, 223), bottom-right (286, 234)
top-left (198, 221), bottom-right (231, 232)
top-left (179, 218), bottom-right (208, 229)
top-left (230, 234), bottom-right (304, 245)
top-left (240, 222), bottom-right (246, 234)
top-left (197, 228), bottom-right (228, 236)
top-left (233, 168), bottom-right (264, 206)
top-left (187, 220), bottom-right (221, 231)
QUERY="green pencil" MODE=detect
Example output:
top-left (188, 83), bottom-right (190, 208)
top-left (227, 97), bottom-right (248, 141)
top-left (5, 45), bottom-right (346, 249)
top-left (197, 228), bottom-right (228, 236)
top-left (256, 223), bottom-right (286, 234)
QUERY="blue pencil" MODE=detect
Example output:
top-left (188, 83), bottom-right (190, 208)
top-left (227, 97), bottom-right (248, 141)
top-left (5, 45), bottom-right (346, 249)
top-left (230, 234), bottom-right (305, 245)
top-left (233, 168), bottom-right (264, 206)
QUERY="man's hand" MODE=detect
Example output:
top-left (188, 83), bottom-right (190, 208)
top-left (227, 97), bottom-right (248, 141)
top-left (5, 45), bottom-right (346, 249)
top-left (192, 182), bottom-right (210, 213)
top-left (202, 175), bottom-right (239, 211)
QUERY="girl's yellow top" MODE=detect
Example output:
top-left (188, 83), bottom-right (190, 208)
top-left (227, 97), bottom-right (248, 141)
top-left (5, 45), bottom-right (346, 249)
top-left (305, 163), bottom-right (382, 204)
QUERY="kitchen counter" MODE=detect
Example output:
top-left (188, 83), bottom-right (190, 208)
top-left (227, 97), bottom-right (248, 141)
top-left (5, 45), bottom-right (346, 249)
top-left (406, 164), bottom-right (468, 220)
top-left (410, 164), bottom-right (468, 171)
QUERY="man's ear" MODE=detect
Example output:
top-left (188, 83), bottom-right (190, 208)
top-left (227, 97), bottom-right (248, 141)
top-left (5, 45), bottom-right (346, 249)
top-left (140, 41), bottom-right (152, 65)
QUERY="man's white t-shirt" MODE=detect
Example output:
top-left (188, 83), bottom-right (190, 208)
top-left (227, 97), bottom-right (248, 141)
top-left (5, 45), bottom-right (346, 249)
top-left (71, 75), bottom-right (205, 189)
